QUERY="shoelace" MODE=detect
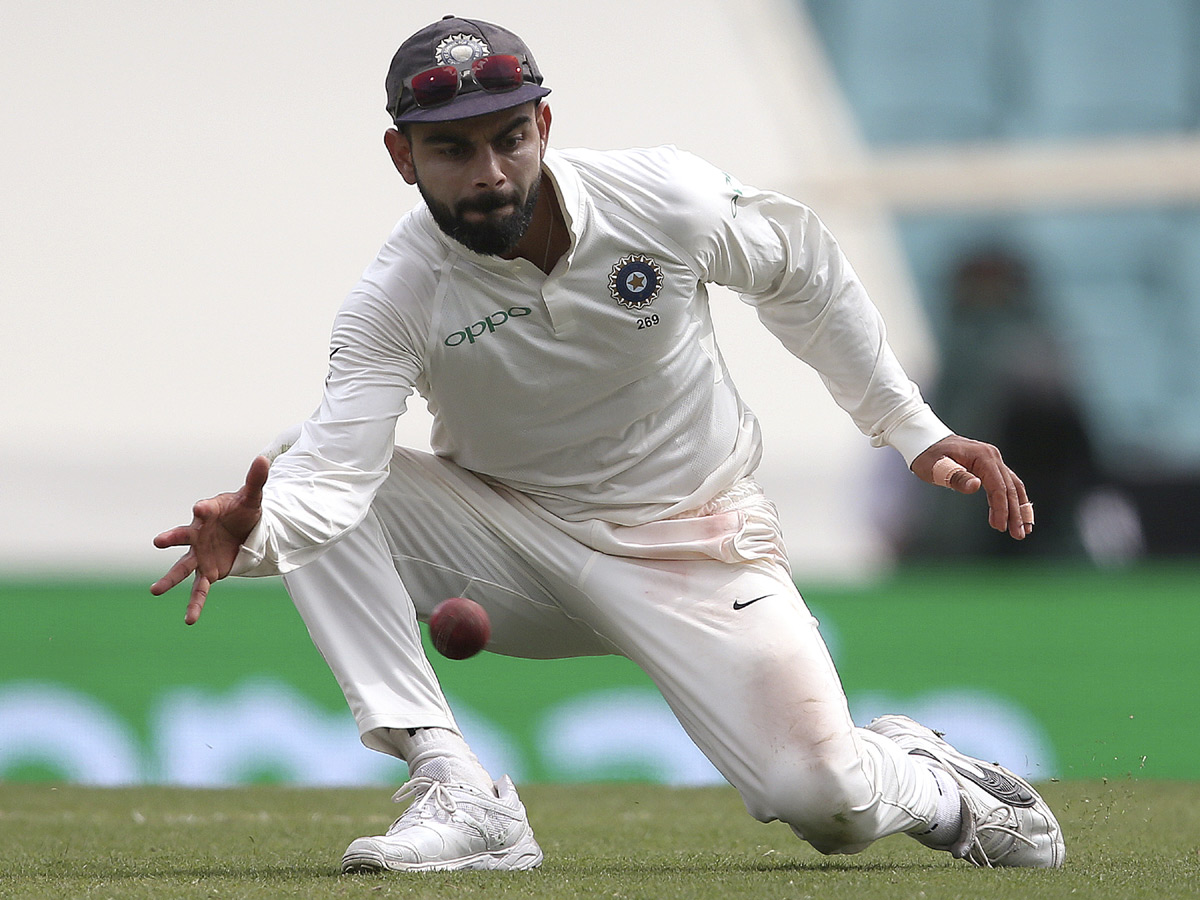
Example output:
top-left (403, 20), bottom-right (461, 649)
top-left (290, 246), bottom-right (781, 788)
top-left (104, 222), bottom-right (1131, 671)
top-left (957, 784), bottom-right (1038, 867)
top-left (385, 777), bottom-right (460, 834)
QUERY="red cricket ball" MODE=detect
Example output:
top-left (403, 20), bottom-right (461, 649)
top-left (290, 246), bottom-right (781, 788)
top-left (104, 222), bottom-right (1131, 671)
top-left (429, 597), bottom-right (491, 660)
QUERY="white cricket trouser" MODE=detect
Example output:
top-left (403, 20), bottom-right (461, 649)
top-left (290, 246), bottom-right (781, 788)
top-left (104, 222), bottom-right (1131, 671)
top-left (282, 447), bottom-right (940, 854)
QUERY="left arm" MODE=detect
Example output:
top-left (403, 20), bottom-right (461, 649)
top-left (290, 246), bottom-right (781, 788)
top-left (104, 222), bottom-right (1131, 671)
top-left (672, 151), bottom-right (1032, 539)
top-left (911, 435), bottom-right (1033, 539)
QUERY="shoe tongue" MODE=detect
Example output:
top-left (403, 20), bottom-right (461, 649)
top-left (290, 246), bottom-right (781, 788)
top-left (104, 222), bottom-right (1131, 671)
top-left (413, 758), bottom-right (455, 783)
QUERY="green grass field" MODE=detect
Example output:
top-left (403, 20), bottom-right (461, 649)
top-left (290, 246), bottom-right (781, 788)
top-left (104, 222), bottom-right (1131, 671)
top-left (2, 780), bottom-right (1197, 900)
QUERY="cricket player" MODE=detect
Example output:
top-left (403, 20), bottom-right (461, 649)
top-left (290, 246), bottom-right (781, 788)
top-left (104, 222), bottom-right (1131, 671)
top-left (153, 16), bottom-right (1063, 874)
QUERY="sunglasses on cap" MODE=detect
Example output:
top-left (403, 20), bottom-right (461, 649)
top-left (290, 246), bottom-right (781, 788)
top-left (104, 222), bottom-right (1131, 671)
top-left (409, 54), bottom-right (525, 109)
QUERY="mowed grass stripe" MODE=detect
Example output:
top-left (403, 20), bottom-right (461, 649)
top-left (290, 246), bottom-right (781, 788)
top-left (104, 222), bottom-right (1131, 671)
top-left (1, 780), bottom-right (1198, 899)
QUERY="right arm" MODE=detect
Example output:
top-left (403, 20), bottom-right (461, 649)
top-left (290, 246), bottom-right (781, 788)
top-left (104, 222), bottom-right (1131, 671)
top-left (233, 293), bottom-right (424, 576)
top-left (150, 454), bottom-right (270, 624)
top-left (151, 284), bottom-right (425, 621)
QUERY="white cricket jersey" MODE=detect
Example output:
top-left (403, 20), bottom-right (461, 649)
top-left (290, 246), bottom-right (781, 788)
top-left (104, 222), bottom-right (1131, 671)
top-left (234, 145), bottom-right (949, 576)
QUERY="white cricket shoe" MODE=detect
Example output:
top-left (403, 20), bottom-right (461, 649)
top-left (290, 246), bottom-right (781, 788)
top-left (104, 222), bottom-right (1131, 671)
top-left (868, 714), bottom-right (1065, 868)
top-left (341, 774), bottom-right (543, 873)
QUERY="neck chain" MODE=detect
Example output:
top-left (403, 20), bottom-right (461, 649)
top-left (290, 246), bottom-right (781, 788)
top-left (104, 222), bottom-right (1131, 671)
top-left (541, 201), bottom-right (557, 273)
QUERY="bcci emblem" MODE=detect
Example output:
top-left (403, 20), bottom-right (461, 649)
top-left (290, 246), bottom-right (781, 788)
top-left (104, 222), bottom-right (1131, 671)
top-left (608, 254), bottom-right (663, 310)
top-left (434, 33), bottom-right (491, 66)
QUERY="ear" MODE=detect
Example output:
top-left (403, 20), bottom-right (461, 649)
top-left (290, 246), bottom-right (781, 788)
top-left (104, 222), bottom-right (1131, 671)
top-left (535, 101), bottom-right (552, 156)
top-left (384, 127), bottom-right (418, 184)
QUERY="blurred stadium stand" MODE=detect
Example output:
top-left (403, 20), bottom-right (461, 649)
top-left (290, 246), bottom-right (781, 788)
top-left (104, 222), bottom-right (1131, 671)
top-left (803, 0), bottom-right (1200, 559)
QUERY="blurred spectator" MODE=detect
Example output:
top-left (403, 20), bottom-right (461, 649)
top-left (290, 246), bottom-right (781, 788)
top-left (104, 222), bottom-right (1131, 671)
top-left (906, 248), bottom-right (1139, 561)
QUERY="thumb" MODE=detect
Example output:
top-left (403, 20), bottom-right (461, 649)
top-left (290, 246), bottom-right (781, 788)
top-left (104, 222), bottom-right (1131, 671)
top-left (240, 455), bottom-right (271, 507)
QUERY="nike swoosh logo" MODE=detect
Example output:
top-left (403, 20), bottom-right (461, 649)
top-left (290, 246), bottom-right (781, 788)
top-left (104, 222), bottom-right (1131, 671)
top-left (951, 761), bottom-right (1038, 807)
top-left (732, 594), bottom-right (772, 611)
top-left (910, 748), bottom-right (1037, 808)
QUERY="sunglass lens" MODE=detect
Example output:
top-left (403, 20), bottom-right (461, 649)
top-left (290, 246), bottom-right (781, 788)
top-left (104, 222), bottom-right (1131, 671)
top-left (412, 65), bottom-right (461, 107)
top-left (472, 54), bottom-right (523, 93)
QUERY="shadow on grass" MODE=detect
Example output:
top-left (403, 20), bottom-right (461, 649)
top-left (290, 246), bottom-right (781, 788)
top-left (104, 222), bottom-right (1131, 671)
top-left (540, 855), bottom-right (951, 878)
top-left (8, 861), bottom-right (341, 883)
top-left (19, 855), bottom-right (952, 885)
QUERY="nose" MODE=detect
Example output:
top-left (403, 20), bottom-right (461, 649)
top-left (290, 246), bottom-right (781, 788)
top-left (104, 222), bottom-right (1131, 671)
top-left (470, 146), bottom-right (506, 190)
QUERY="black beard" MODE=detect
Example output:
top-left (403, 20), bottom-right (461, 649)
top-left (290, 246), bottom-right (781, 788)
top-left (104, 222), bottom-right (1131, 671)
top-left (419, 173), bottom-right (541, 256)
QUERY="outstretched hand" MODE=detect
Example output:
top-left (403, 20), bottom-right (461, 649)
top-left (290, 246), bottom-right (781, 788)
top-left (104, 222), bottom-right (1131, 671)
top-left (911, 435), bottom-right (1034, 540)
top-left (150, 455), bottom-right (270, 624)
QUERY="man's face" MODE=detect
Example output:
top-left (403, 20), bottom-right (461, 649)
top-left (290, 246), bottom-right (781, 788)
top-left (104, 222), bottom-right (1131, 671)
top-left (386, 102), bottom-right (549, 257)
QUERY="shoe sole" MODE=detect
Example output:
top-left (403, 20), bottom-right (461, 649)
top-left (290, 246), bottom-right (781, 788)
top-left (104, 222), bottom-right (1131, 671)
top-left (341, 828), bottom-right (543, 873)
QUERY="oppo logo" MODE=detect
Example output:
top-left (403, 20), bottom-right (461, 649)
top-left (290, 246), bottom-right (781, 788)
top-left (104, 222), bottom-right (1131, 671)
top-left (444, 306), bottom-right (533, 347)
